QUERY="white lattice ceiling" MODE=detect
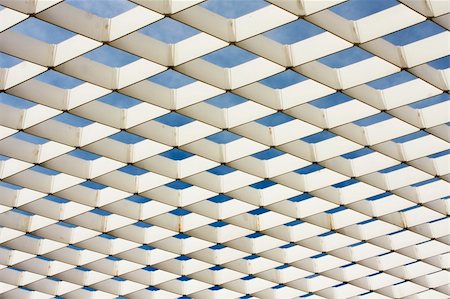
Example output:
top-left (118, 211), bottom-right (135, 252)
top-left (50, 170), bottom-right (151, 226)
top-left (0, 0), bottom-right (449, 298)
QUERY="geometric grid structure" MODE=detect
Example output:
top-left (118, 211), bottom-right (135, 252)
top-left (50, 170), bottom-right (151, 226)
top-left (0, 0), bottom-right (449, 298)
